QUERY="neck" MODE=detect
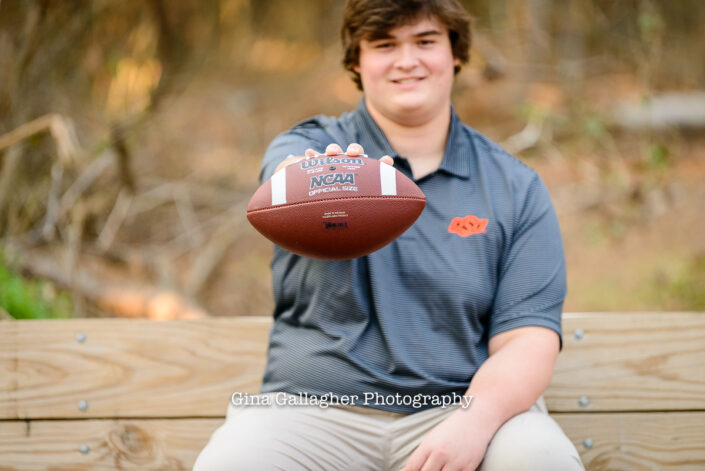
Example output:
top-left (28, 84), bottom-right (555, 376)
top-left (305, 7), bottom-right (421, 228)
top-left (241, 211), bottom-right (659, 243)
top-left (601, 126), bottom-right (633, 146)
top-left (365, 99), bottom-right (452, 179)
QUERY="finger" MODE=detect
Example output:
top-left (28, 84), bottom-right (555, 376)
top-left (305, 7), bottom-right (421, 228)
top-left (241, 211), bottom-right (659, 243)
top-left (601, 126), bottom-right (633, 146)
top-left (380, 155), bottom-right (394, 166)
top-left (304, 148), bottom-right (318, 157)
top-left (325, 143), bottom-right (343, 155)
top-left (403, 448), bottom-right (431, 471)
top-left (419, 454), bottom-right (444, 471)
top-left (346, 143), bottom-right (364, 156)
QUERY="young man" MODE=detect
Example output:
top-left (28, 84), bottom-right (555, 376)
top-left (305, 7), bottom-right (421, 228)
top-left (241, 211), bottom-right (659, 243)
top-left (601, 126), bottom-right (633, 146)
top-left (194, 1), bottom-right (584, 469)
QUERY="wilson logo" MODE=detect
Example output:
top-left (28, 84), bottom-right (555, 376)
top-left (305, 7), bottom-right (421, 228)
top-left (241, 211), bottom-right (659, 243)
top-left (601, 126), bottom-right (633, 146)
top-left (301, 157), bottom-right (364, 169)
top-left (310, 173), bottom-right (355, 189)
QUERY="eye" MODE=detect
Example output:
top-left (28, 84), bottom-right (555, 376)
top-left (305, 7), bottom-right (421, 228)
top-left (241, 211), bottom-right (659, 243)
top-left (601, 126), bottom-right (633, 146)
top-left (374, 42), bottom-right (394, 50)
top-left (418, 39), bottom-right (436, 46)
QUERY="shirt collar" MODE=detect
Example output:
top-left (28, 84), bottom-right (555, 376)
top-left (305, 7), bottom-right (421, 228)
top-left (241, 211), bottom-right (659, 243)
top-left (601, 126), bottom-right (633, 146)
top-left (352, 98), bottom-right (471, 179)
top-left (352, 99), bottom-right (396, 159)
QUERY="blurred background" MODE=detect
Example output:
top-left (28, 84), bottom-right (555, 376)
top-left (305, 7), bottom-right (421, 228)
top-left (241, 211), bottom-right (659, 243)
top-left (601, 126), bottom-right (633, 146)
top-left (0, 0), bottom-right (703, 320)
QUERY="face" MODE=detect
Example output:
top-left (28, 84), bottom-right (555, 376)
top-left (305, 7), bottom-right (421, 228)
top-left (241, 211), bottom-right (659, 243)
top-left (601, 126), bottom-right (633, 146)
top-left (354, 17), bottom-right (459, 126)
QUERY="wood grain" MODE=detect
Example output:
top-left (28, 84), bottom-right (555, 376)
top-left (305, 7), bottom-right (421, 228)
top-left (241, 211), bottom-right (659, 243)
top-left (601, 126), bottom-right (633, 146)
top-left (2, 313), bottom-right (704, 420)
top-left (0, 413), bottom-right (703, 470)
top-left (0, 418), bottom-right (219, 471)
top-left (554, 412), bottom-right (705, 471)
top-left (0, 318), bottom-right (270, 420)
top-left (549, 312), bottom-right (705, 412)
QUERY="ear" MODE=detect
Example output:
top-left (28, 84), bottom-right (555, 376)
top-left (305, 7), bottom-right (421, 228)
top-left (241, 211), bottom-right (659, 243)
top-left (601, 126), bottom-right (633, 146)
top-left (353, 64), bottom-right (361, 74)
top-left (453, 57), bottom-right (460, 67)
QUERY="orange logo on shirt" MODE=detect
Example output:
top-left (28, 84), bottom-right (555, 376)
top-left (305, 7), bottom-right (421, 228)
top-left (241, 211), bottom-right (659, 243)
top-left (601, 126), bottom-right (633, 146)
top-left (448, 215), bottom-right (489, 237)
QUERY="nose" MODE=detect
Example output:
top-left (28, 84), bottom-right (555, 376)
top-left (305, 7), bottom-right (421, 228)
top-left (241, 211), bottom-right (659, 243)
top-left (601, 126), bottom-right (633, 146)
top-left (394, 43), bottom-right (419, 70)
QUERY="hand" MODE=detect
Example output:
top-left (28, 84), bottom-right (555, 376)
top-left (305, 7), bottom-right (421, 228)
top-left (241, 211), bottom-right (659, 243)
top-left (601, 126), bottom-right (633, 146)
top-left (273, 143), bottom-right (393, 173)
top-left (400, 408), bottom-right (490, 471)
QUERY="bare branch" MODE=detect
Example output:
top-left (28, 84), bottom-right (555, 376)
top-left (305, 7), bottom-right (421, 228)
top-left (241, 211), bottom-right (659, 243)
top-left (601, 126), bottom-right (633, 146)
top-left (474, 33), bottom-right (508, 80)
top-left (27, 160), bottom-right (64, 244)
top-left (501, 119), bottom-right (543, 155)
top-left (185, 210), bottom-right (247, 297)
top-left (10, 246), bottom-right (209, 320)
top-left (173, 186), bottom-right (205, 246)
top-left (0, 144), bottom-right (22, 228)
top-left (62, 201), bottom-right (86, 292)
top-left (110, 121), bottom-right (137, 193)
top-left (161, 201), bottom-right (247, 258)
top-left (613, 92), bottom-right (705, 130)
top-left (0, 113), bottom-right (80, 165)
top-left (59, 150), bottom-right (114, 218)
top-left (97, 189), bottom-right (134, 251)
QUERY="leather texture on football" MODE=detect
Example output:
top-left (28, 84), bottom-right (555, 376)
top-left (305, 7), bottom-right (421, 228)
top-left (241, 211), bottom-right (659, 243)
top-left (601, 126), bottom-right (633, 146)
top-left (247, 153), bottom-right (426, 260)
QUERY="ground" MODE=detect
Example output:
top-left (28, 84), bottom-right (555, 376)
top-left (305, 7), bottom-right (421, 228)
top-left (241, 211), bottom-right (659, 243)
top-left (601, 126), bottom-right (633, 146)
top-left (39, 57), bottom-right (705, 318)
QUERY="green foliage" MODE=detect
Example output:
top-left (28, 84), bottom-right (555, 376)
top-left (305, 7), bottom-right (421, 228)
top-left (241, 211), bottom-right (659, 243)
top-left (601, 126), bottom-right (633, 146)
top-left (638, 11), bottom-right (664, 39)
top-left (667, 255), bottom-right (705, 310)
top-left (0, 262), bottom-right (73, 319)
top-left (646, 143), bottom-right (671, 172)
top-left (583, 115), bottom-right (607, 140)
top-left (640, 253), bottom-right (705, 311)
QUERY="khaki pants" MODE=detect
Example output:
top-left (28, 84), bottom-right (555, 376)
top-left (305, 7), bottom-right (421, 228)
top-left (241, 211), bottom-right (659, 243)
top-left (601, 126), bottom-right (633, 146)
top-left (193, 392), bottom-right (584, 471)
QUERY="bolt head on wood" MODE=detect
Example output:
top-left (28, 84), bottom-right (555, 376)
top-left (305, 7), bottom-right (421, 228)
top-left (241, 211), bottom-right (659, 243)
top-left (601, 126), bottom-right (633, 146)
top-left (79, 444), bottom-right (90, 454)
top-left (78, 400), bottom-right (89, 411)
top-left (578, 395), bottom-right (590, 407)
top-left (583, 438), bottom-right (594, 449)
top-left (76, 332), bottom-right (86, 343)
top-left (573, 328), bottom-right (584, 340)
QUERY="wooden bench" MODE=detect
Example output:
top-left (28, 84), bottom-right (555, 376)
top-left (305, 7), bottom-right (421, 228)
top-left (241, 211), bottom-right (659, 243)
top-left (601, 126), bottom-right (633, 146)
top-left (1, 312), bottom-right (704, 470)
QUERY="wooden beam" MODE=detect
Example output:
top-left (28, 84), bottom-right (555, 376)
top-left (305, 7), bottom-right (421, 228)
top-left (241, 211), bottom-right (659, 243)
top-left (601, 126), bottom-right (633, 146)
top-left (548, 312), bottom-right (705, 412)
top-left (0, 318), bottom-right (270, 420)
top-left (0, 418), bottom-right (218, 471)
top-left (554, 412), bottom-right (705, 471)
top-left (1, 313), bottom-right (704, 420)
top-left (0, 413), bottom-right (703, 470)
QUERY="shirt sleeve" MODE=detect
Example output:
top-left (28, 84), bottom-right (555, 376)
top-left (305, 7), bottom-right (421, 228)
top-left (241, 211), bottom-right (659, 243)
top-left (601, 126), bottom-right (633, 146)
top-left (259, 120), bottom-right (331, 183)
top-left (489, 173), bottom-right (567, 348)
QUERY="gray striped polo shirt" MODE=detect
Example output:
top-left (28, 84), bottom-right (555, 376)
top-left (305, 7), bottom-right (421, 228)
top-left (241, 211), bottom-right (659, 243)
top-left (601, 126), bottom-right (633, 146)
top-left (257, 99), bottom-right (566, 413)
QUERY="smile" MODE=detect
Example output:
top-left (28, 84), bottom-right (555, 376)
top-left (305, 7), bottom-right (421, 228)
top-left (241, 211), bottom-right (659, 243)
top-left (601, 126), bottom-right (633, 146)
top-left (392, 77), bottom-right (424, 84)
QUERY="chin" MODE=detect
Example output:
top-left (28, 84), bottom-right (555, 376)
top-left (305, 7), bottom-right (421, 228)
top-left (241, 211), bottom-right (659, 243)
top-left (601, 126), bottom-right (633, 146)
top-left (392, 99), bottom-right (430, 115)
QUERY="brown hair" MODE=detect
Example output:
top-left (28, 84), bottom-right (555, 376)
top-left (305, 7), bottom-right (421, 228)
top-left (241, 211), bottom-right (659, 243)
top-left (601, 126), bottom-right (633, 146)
top-left (341, 0), bottom-right (472, 90)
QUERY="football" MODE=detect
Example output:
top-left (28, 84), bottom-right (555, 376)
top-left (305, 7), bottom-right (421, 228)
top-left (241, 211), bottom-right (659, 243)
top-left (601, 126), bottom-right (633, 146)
top-left (246, 153), bottom-right (426, 260)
